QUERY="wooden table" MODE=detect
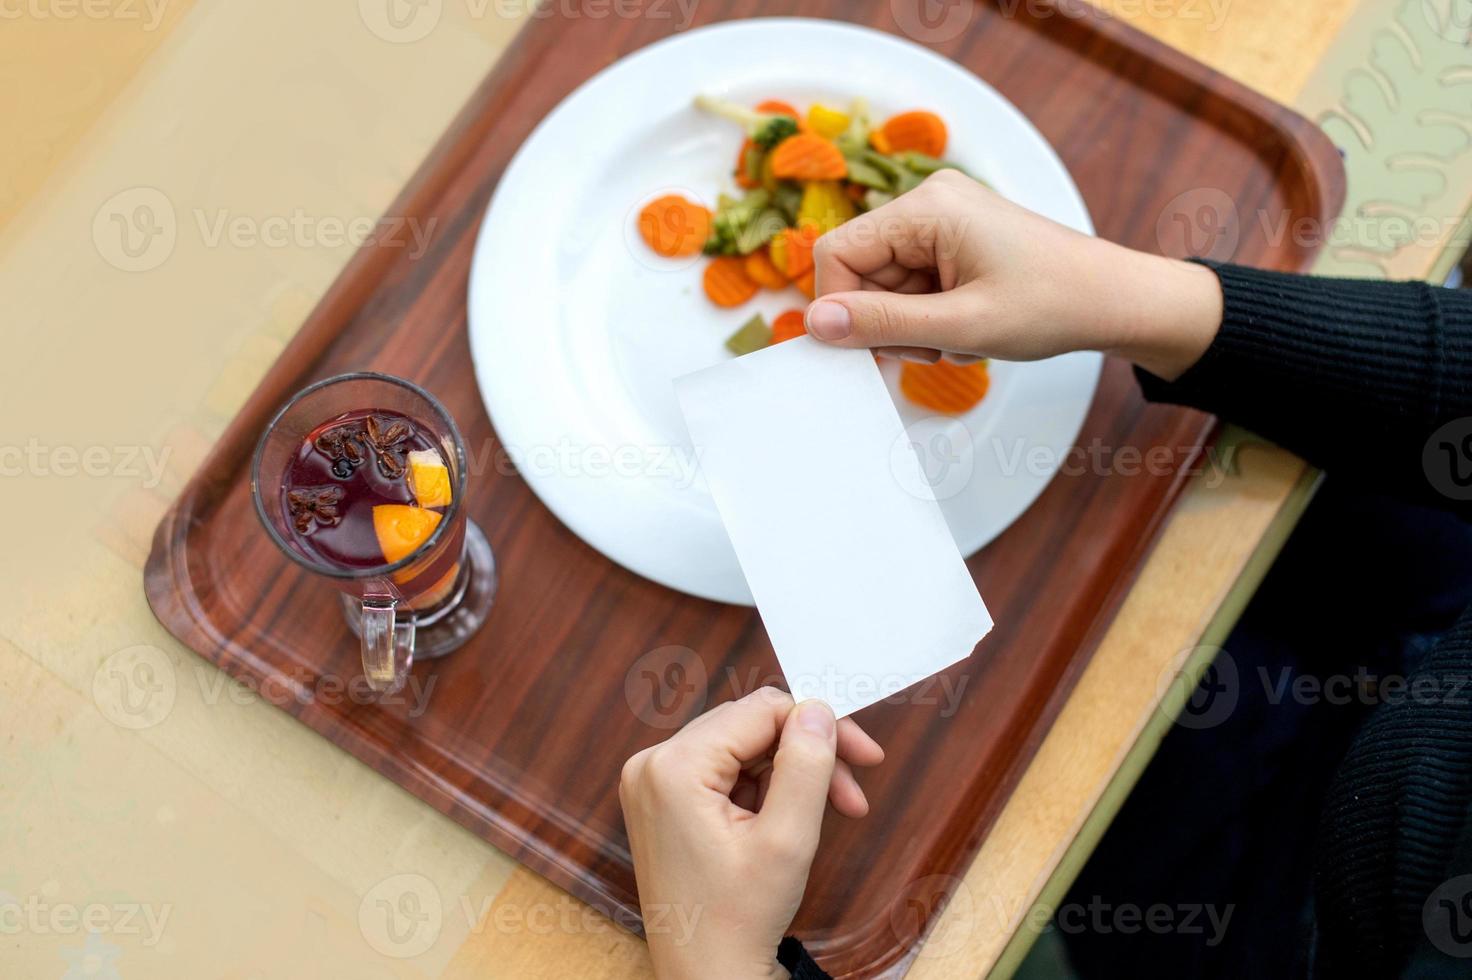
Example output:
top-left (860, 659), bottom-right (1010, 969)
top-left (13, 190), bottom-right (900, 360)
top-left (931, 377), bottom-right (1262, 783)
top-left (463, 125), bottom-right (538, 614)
top-left (5, 0), bottom-right (1468, 976)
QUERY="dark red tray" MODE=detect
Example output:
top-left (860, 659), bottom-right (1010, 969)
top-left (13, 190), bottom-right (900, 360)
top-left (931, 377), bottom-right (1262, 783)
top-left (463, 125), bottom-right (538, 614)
top-left (145, 2), bottom-right (1344, 975)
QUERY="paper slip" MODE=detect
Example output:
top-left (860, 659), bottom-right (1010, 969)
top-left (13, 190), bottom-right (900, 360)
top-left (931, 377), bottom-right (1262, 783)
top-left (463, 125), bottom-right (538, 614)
top-left (674, 337), bottom-right (993, 718)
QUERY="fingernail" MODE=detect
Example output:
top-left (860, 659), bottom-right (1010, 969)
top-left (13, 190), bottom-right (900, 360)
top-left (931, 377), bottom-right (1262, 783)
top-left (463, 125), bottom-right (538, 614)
top-left (797, 700), bottom-right (835, 738)
top-left (806, 301), bottom-right (852, 341)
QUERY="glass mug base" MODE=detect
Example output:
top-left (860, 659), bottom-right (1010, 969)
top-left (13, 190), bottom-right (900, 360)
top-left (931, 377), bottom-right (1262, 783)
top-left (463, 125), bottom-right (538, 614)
top-left (340, 519), bottom-right (497, 665)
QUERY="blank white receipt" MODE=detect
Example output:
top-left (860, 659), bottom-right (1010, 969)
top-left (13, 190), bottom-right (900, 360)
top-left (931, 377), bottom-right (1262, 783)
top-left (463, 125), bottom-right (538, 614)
top-left (674, 337), bottom-right (993, 718)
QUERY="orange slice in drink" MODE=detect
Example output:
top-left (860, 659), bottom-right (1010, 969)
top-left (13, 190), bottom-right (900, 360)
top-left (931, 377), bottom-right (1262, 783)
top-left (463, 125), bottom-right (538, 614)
top-left (373, 504), bottom-right (443, 565)
top-left (408, 449), bottom-right (452, 509)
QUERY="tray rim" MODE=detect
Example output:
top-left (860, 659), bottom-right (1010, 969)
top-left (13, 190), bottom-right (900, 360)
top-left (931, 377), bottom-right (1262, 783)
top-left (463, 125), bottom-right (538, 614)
top-left (144, 1), bottom-right (1347, 974)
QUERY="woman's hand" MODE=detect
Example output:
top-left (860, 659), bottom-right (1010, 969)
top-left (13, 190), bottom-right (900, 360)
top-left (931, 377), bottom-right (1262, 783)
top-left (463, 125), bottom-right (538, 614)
top-left (804, 169), bottom-right (1224, 381)
top-left (619, 687), bottom-right (885, 980)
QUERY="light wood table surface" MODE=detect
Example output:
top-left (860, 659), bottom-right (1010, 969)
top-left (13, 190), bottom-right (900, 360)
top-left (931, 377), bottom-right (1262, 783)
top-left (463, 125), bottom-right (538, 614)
top-left (11, 0), bottom-right (1468, 977)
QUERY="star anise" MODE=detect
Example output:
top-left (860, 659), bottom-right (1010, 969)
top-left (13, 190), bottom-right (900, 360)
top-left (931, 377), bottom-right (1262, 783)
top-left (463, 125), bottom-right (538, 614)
top-left (314, 424), bottom-right (367, 477)
top-left (286, 484), bottom-right (345, 534)
top-left (363, 414), bottom-right (412, 479)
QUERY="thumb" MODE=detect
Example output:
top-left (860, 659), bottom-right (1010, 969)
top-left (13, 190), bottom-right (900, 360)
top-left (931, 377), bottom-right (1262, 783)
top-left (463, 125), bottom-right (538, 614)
top-left (758, 700), bottom-right (838, 849)
top-left (805, 290), bottom-right (977, 353)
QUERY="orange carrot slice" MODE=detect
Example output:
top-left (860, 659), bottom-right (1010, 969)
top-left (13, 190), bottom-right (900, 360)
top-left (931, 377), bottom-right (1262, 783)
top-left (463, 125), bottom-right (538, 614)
top-left (873, 111), bottom-right (947, 157)
top-left (638, 194), bottom-right (711, 257)
top-left (899, 359), bottom-right (990, 414)
top-left (756, 99), bottom-right (802, 121)
top-left (743, 247), bottom-right (788, 290)
top-left (702, 256), bottom-right (759, 307)
top-left (795, 269), bottom-right (816, 300)
top-left (733, 138), bottom-right (760, 189)
top-left (768, 226), bottom-right (818, 280)
top-left (771, 310), bottom-right (807, 343)
top-left (769, 134), bottom-right (847, 181)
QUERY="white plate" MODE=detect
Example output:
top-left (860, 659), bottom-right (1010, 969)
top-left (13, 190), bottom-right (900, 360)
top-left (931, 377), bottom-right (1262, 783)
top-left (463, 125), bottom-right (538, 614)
top-left (468, 18), bottom-right (1100, 605)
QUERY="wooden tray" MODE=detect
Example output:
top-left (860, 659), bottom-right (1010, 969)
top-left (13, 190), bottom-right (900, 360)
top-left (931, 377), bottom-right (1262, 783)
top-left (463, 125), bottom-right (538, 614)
top-left (145, 2), bottom-right (1344, 975)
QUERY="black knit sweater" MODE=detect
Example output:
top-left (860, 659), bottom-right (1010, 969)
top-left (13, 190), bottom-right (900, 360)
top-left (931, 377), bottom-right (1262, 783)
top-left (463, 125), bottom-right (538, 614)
top-left (782, 263), bottom-right (1472, 978)
top-left (1139, 263), bottom-right (1472, 977)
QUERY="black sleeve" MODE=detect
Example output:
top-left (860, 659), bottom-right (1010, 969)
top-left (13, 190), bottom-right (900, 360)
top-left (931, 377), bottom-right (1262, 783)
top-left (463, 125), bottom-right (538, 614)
top-left (1134, 262), bottom-right (1472, 515)
top-left (1313, 603), bottom-right (1472, 975)
top-left (776, 937), bottom-right (832, 980)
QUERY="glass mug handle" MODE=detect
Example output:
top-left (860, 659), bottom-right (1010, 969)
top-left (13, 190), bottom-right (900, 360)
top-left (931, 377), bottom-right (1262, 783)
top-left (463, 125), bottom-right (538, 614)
top-left (359, 596), bottom-right (415, 693)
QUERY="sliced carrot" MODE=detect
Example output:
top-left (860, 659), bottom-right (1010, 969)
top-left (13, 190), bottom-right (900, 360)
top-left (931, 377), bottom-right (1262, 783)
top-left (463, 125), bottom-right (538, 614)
top-left (733, 138), bottom-right (759, 189)
top-left (756, 99), bottom-right (801, 119)
top-left (769, 134), bottom-right (847, 181)
top-left (702, 256), bottom-right (759, 307)
top-left (771, 310), bottom-right (807, 343)
top-left (899, 359), bottom-right (990, 414)
top-left (638, 194), bottom-right (711, 257)
top-left (768, 226), bottom-right (818, 280)
top-left (794, 268), bottom-right (816, 300)
top-left (743, 247), bottom-right (788, 290)
top-left (873, 111), bottom-right (947, 157)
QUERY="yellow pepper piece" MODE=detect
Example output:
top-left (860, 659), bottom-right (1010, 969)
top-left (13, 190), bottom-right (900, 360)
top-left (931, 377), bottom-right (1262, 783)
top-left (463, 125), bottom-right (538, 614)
top-left (806, 104), bottom-right (851, 140)
top-left (759, 151), bottom-right (780, 194)
top-left (797, 180), bottom-right (856, 233)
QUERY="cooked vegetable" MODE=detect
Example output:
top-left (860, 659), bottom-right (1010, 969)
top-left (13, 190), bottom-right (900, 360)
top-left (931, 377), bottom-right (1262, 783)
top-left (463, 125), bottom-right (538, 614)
top-left (640, 94), bottom-right (988, 410)
top-left (899, 359), bottom-right (991, 413)
top-left (859, 149), bottom-right (903, 183)
top-left (843, 155), bottom-right (892, 191)
top-left (755, 99), bottom-right (802, 120)
top-left (743, 247), bottom-right (789, 290)
top-left (892, 163), bottom-right (925, 195)
top-left (894, 150), bottom-right (963, 177)
top-left (771, 310), bottom-right (807, 343)
top-left (768, 226), bottom-right (817, 279)
top-left (806, 103), bottom-right (850, 139)
top-left (770, 181), bottom-right (802, 223)
top-left (704, 189), bottom-right (786, 256)
top-left (871, 110), bottom-right (947, 156)
top-left (834, 97), bottom-right (872, 157)
top-left (797, 180), bottom-right (855, 232)
top-left (725, 313), bottom-right (772, 355)
top-left (770, 134), bottom-right (847, 181)
top-left (637, 194), bottom-right (711, 257)
top-left (694, 94), bottom-right (800, 150)
top-left (703, 256), bottom-right (760, 307)
top-left (734, 139), bottom-right (761, 189)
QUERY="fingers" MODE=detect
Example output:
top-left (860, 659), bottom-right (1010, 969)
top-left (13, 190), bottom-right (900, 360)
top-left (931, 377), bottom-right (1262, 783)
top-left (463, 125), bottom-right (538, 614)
top-left (674, 687), bottom-right (796, 790)
top-left (679, 688), bottom-right (883, 772)
top-left (829, 759), bottom-right (868, 818)
top-left (625, 687), bottom-right (884, 822)
top-left (805, 289), bottom-right (981, 354)
top-left (810, 189), bottom-right (946, 297)
top-left (855, 264), bottom-right (935, 295)
top-left (730, 712), bottom-right (881, 819)
top-left (837, 717), bottom-right (885, 768)
top-left (757, 701), bottom-right (839, 849)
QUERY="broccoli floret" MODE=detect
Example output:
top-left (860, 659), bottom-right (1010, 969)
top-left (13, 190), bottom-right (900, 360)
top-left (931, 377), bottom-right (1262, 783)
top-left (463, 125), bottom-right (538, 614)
top-left (694, 94), bottom-right (799, 150)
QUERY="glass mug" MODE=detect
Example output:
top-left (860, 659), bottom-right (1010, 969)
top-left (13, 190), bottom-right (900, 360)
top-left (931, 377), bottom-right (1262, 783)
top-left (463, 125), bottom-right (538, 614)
top-left (252, 372), bottom-right (496, 693)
